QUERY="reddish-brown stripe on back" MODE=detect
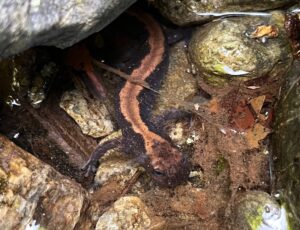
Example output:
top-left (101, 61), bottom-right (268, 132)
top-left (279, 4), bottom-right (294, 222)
top-left (119, 9), bottom-right (166, 161)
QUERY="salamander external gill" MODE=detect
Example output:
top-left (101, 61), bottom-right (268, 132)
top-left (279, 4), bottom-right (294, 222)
top-left (83, 8), bottom-right (190, 187)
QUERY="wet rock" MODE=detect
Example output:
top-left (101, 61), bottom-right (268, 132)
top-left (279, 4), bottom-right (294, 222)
top-left (0, 47), bottom-right (62, 109)
top-left (92, 131), bottom-right (140, 188)
top-left (154, 41), bottom-right (199, 146)
top-left (155, 41), bottom-right (198, 112)
top-left (0, 0), bottom-right (136, 58)
top-left (285, 6), bottom-right (300, 59)
top-left (188, 13), bottom-right (293, 86)
top-left (28, 62), bottom-right (59, 108)
top-left (273, 60), bottom-right (300, 229)
top-left (94, 156), bottom-right (140, 187)
top-left (169, 122), bottom-right (185, 145)
top-left (0, 49), bottom-right (36, 107)
top-left (152, 0), bottom-right (296, 26)
top-left (0, 134), bottom-right (87, 230)
top-left (93, 131), bottom-right (140, 187)
top-left (95, 196), bottom-right (153, 230)
top-left (230, 191), bottom-right (289, 230)
top-left (60, 89), bottom-right (114, 138)
top-left (146, 41), bottom-right (200, 186)
top-left (288, 3), bottom-right (300, 15)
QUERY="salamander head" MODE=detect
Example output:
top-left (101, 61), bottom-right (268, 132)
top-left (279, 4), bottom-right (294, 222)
top-left (146, 140), bottom-right (190, 187)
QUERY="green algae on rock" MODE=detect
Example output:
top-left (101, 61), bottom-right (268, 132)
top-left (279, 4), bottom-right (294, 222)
top-left (230, 191), bottom-right (290, 230)
top-left (188, 12), bottom-right (293, 86)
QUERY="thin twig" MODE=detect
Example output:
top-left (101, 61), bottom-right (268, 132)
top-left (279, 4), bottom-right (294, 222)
top-left (92, 60), bottom-right (160, 94)
top-left (120, 169), bottom-right (142, 196)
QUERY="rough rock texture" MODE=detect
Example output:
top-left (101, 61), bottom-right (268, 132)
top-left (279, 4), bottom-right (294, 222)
top-left (230, 191), bottom-right (289, 230)
top-left (95, 196), bottom-right (153, 230)
top-left (152, 0), bottom-right (297, 26)
top-left (0, 134), bottom-right (88, 230)
top-left (0, 0), bottom-right (136, 58)
top-left (155, 41), bottom-right (198, 113)
top-left (188, 13), bottom-right (293, 86)
top-left (93, 131), bottom-right (140, 187)
top-left (273, 61), bottom-right (300, 229)
top-left (60, 89), bottom-right (114, 138)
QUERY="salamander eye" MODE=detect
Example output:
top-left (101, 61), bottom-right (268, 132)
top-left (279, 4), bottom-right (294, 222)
top-left (153, 170), bottom-right (165, 176)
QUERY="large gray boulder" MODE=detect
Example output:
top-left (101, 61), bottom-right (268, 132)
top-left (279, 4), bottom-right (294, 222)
top-left (0, 0), bottom-right (136, 58)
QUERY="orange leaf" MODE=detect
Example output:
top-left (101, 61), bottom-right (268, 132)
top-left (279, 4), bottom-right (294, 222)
top-left (249, 95), bottom-right (266, 116)
top-left (250, 25), bottom-right (279, 38)
top-left (231, 100), bottom-right (255, 130)
top-left (245, 123), bottom-right (270, 149)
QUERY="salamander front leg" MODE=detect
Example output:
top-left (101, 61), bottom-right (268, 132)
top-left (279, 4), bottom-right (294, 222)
top-left (151, 109), bottom-right (191, 128)
top-left (81, 137), bottom-right (123, 177)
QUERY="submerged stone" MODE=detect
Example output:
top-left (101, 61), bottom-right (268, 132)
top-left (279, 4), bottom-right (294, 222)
top-left (95, 196), bottom-right (153, 230)
top-left (230, 191), bottom-right (290, 230)
top-left (273, 61), bottom-right (300, 229)
top-left (0, 135), bottom-right (87, 229)
top-left (188, 13), bottom-right (293, 86)
top-left (152, 0), bottom-right (297, 26)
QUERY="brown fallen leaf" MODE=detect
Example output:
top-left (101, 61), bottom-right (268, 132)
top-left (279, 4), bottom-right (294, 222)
top-left (245, 123), bottom-right (270, 149)
top-left (231, 100), bottom-right (255, 130)
top-left (249, 95), bottom-right (266, 116)
top-left (208, 98), bottom-right (219, 114)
